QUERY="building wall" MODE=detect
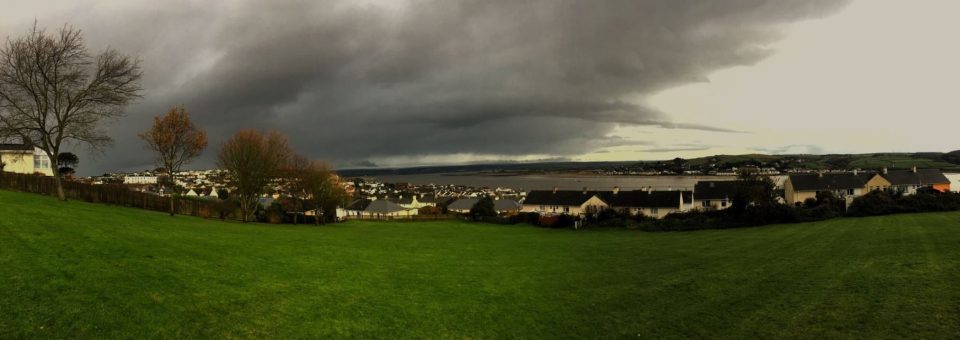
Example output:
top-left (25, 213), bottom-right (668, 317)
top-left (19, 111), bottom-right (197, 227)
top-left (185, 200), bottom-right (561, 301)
top-left (693, 199), bottom-right (731, 210)
top-left (864, 175), bottom-right (892, 192)
top-left (945, 173), bottom-right (960, 192)
top-left (1, 152), bottom-right (34, 174)
top-left (520, 195), bottom-right (609, 216)
top-left (784, 178), bottom-right (818, 205)
top-left (0, 151), bottom-right (52, 176)
top-left (933, 183), bottom-right (951, 192)
top-left (124, 176), bottom-right (159, 184)
top-left (342, 209), bottom-right (419, 219)
top-left (786, 175), bottom-right (891, 205)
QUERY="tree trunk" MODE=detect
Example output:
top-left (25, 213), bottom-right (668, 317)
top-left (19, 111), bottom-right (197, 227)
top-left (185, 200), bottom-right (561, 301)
top-left (240, 196), bottom-right (253, 223)
top-left (52, 172), bottom-right (66, 201)
top-left (315, 208), bottom-right (320, 225)
top-left (168, 174), bottom-right (176, 216)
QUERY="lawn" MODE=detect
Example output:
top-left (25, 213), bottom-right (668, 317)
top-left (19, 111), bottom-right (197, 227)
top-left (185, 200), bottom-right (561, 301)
top-left (2, 190), bottom-right (960, 338)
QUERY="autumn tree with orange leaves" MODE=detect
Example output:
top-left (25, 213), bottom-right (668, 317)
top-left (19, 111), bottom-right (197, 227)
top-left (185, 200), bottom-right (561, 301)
top-left (140, 106), bottom-right (208, 216)
top-left (217, 130), bottom-right (291, 222)
top-left (285, 154), bottom-right (348, 225)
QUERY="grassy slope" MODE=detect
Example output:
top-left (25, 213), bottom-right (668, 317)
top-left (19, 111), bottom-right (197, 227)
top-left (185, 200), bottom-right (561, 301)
top-left (2, 190), bottom-right (960, 338)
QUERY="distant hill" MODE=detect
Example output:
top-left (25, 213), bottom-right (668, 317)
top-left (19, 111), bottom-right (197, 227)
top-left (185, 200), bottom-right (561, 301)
top-left (337, 151), bottom-right (960, 177)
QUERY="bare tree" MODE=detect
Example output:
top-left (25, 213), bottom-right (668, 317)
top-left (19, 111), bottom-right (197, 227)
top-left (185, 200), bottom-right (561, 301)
top-left (0, 24), bottom-right (143, 200)
top-left (217, 130), bottom-right (291, 222)
top-left (140, 106), bottom-right (208, 216)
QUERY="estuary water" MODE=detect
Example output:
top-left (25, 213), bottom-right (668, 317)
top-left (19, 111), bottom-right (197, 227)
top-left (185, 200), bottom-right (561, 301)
top-left (371, 173), bottom-right (737, 191)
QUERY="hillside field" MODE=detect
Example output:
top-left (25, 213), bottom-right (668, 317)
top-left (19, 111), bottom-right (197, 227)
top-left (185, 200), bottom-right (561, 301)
top-left (2, 190), bottom-right (960, 338)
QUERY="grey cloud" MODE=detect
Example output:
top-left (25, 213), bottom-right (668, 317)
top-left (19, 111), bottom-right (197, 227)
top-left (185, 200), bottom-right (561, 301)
top-left (751, 144), bottom-right (826, 154)
top-left (353, 160), bottom-right (379, 168)
top-left (638, 147), bottom-right (713, 153)
top-left (1, 0), bottom-right (850, 173)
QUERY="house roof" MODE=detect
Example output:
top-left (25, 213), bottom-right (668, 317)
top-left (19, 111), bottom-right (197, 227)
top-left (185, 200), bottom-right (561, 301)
top-left (694, 181), bottom-right (739, 200)
top-left (435, 196), bottom-right (457, 207)
top-left (523, 190), bottom-right (603, 206)
top-left (364, 200), bottom-right (408, 214)
top-left (600, 190), bottom-right (693, 208)
top-left (524, 189), bottom-right (692, 208)
top-left (447, 198), bottom-right (479, 210)
top-left (881, 169), bottom-right (950, 186)
top-left (0, 143), bottom-right (32, 152)
top-left (494, 199), bottom-right (521, 211)
top-left (345, 198), bottom-right (372, 211)
top-left (787, 173), bottom-right (876, 191)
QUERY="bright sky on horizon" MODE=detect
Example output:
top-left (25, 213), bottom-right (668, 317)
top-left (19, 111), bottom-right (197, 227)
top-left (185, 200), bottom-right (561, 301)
top-left (585, 0), bottom-right (960, 163)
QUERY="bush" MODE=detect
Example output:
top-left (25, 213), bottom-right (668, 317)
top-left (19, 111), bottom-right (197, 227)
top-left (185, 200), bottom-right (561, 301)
top-left (847, 191), bottom-right (901, 217)
top-left (469, 196), bottom-right (497, 218)
top-left (511, 212), bottom-right (541, 225)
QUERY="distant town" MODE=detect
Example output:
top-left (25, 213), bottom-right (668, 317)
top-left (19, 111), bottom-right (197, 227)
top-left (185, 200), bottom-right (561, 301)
top-left (5, 142), bottom-right (960, 222)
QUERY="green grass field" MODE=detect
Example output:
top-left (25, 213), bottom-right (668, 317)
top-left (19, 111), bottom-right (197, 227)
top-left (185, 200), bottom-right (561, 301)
top-left (2, 190), bottom-right (960, 338)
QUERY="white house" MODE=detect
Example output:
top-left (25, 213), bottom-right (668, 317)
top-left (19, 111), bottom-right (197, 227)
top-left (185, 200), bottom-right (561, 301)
top-left (123, 175), bottom-right (159, 184)
top-left (521, 188), bottom-right (608, 216)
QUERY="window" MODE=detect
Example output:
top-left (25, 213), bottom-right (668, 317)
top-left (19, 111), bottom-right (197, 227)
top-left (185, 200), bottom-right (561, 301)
top-left (651, 208), bottom-right (659, 215)
top-left (702, 200), bottom-right (710, 207)
top-left (33, 155), bottom-right (50, 169)
top-left (539, 205), bottom-right (545, 211)
top-left (847, 189), bottom-right (854, 195)
top-left (721, 201), bottom-right (727, 207)
top-left (563, 206), bottom-right (570, 213)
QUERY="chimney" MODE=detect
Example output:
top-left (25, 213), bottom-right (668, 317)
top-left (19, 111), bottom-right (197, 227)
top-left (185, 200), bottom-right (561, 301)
top-left (552, 186), bottom-right (558, 194)
top-left (612, 186), bottom-right (620, 195)
top-left (882, 167), bottom-right (888, 175)
top-left (912, 166), bottom-right (917, 173)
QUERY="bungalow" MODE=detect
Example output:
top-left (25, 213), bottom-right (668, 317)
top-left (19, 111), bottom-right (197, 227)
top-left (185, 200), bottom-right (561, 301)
top-left (0, 144), bottom-right (53, 176)
top-left (692, 181), bottom-right (738, 210)
top-left (447, 197), bottom-right (521, 214)
top-left (880, 167), bottom-right (950, 194)
top-left (600, 188), bottom-right (694, 219)
top-left (784, 171), bottom-right (891, 205)
top-left (521, 188), bottom-right (608, 216)
top-left (343, 198), bottom-right (418, 219)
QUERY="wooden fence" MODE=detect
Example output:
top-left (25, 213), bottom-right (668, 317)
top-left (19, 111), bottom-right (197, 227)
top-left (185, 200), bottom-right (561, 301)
top-left (0, 172), bottom-right (233, 220)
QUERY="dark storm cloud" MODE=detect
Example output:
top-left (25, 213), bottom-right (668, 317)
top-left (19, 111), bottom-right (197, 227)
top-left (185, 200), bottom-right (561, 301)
top-left (6, 0), bottom-right (849, 173)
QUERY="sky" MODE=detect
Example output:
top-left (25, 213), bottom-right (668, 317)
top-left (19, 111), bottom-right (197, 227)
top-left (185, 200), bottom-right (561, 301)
top-left (2, 0), bottom-right (958, 175)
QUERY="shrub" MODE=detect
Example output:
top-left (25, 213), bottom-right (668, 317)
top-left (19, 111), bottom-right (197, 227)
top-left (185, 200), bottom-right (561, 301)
top-left (469, 196), bottom-right (497, 218)
top-left (511, 212), bottom-right (541, 225)
top-left (847, 191), bottom-right (901, 217)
